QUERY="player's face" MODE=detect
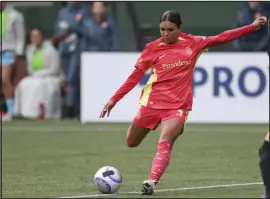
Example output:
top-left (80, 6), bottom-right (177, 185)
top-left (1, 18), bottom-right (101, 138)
top-left (160, 21), bottom-right (179, 44)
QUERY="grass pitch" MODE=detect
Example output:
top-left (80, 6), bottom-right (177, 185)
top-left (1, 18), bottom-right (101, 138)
top-left (2, 121), bottom-right (268, 198)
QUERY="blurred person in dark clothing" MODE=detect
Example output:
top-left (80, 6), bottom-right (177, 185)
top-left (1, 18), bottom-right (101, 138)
top-left (260, 132), bottom-right (270, 198)
top-left (232, 1), bottom-right (269, 51)
top-left (83, 2), bottom-right (118, 51)
top-left (55, 1), bottom-right (87, 118)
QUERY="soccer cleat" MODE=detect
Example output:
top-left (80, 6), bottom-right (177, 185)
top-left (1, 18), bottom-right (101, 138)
top-left (140, 180), bottom-right (156, 195)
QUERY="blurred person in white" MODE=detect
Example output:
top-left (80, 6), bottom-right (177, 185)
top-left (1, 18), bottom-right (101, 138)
top-left (83, 2), bottom-right (118, 51)
top-left (1, 2), bottom-right (25, 121)
top-left (232, 1), bottom-right (268, 51)
top-left (14, 28), bottom-right (62, 120)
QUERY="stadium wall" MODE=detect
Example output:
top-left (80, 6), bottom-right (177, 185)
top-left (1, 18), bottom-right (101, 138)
top-left (80, 52), bottom-right (269, 124)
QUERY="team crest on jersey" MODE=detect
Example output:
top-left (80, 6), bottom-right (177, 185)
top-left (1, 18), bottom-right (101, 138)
top-left (185, 47), bottom-right (193, 55)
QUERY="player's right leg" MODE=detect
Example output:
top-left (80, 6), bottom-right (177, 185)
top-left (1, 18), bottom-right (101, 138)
top-left (126, 106), bottom-right (160, 148)
top-left (126, 124), bottom-right (151, 148)
top-left (259, 132), bottom-right (270, 198)
top-left (1, 51), bottom-right (15, 121)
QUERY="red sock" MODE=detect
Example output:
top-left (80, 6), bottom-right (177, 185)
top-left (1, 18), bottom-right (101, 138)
top-left (149, 141), bottom-right (173, 184)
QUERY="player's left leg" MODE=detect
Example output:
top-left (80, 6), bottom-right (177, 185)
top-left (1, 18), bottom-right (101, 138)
top-left (141, 109), bottom-right (188, 195)
top-left (259, 132), bottom-right (270, 198)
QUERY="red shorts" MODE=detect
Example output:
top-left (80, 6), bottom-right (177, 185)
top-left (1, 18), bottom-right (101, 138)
top-left (133, 106), bottom-right (189, 130)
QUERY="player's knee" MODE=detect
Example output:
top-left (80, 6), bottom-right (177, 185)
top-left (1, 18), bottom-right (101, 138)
top-left (126, 139), bottom-right (139, 148)
top-left (126, 134), bottom-right (140, 148)
top-left (126, 124), bottom-right (149, 148)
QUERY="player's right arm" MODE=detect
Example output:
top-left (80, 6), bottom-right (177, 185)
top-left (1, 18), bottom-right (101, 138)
top-left (99, 43), bottom-right (154, 118)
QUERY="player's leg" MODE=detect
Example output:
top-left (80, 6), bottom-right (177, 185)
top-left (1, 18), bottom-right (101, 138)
top-left (126, 124), bottom-right (151, 148)
top-left (127, 106), bottom-right (160, 148)
top-left (141, 109), bottom-right (188, 195)
top-left (1, 51), bottom-right (15, 121)
top-left (259, 132), bottom-right (270, 198)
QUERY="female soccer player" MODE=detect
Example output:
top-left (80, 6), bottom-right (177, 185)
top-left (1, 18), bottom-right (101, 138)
top-left (100, 11), bottom-right (267, 195)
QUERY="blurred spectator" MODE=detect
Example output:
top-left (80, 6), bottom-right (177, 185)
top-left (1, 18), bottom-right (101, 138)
top-left (83, 2), bottom-right (118, 51)
top-left (14, 28), bottom-right (62, 120)
top-left (1, 2), bottom-right (25, 121)
top-left (232, 1), bottom-right (269, 51)
top-left (55, 2), bottom-right (88, 118)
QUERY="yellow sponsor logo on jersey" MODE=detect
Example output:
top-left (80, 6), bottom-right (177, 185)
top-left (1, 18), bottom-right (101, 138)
top-left (162, 60), bottom-right (191, 70)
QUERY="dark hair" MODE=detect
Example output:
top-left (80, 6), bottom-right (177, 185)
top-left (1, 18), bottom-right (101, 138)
top-left (159, 11), bottom-right (182, 28)
top-left (32, 27), bottom-right (44, 36)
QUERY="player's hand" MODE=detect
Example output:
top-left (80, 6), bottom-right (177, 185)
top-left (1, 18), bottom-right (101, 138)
top-left (99, 100), bottom-right (116, 118)
top-left (252, 16), bottom-right (267, 31)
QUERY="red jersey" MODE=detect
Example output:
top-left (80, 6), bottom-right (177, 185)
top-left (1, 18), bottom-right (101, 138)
top-left (110, 24), bottom-right (255, 110)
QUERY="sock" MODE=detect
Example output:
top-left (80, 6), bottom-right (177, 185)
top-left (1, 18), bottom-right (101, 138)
top-left (259, 141), bottom-right (270, 197)
top-left (5, 99), bottom-right (14, 115)
top-left (149, 141), bottom-right (173, 184)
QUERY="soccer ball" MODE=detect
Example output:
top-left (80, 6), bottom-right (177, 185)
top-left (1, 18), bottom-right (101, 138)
top-left (94, 166), bottom-right (122, 194)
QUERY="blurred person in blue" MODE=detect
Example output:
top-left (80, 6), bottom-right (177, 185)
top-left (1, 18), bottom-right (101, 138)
top-left (232, 1), bottom-right (269, 51)
top-left (83, 2), bottom-right (118, 51)
top-left (14, 28), bottom-right (62, 120)
top-left (1, 2), bottom-right (25, 121)
top-left (55, 1), bottom-right (87, 118)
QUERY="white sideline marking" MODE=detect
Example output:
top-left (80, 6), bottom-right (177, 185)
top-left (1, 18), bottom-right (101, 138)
top-left (59, 182), bottom-right (263, 198)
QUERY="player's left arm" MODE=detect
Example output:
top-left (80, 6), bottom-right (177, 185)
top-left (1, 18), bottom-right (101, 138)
top-left (196, 16), bottom-right (267, 49)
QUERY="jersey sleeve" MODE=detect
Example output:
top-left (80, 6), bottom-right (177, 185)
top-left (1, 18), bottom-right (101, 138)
top-left (135, 43), bottom-right (154, 72)
top-left (109, 68), bottom-right (145, 103)
top-left (194, 24), bottom-right (256, 50)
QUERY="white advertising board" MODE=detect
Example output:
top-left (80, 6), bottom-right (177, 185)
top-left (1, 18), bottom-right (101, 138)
top-left (81, 52), bottom-right (269, 124)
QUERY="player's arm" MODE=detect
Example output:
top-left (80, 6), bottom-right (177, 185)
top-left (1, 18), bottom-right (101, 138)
top-left (109, 68), bottom-right (145, 104)
top-left (196, 16), bottom-right (267, 49)
top-left (100, 43), bottom-right (154, 118)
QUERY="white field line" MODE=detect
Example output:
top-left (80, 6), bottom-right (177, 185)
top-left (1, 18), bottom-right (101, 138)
top-left (59, 182), bottom-right (263, 198)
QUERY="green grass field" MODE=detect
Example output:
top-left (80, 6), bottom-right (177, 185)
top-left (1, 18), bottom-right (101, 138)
top-left (2, 121), bottom-right (268, 198)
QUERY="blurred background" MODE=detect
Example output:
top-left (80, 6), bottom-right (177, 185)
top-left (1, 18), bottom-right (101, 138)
top-left (1, 1), bottom-right (269, 121)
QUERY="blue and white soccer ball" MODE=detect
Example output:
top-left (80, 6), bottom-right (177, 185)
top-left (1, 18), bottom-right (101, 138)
top-left (94, 166), bottom-right (122, 194)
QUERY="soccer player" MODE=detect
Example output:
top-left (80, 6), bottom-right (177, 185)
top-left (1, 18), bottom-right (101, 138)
top-left (100, 11), bottom-right (267, 195)
top-left (260, 132), bottom-right (270, 198)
